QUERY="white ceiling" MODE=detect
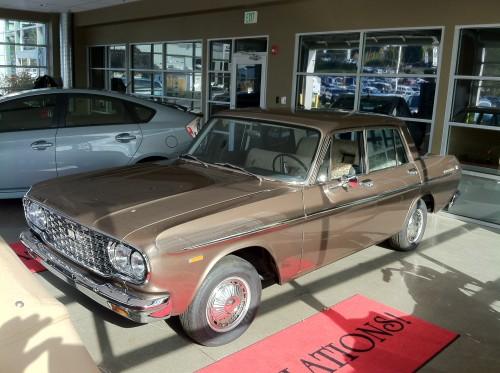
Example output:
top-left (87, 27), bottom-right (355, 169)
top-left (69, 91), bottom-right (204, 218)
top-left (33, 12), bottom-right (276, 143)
top-left (0, 0), bottom-right (140, 13)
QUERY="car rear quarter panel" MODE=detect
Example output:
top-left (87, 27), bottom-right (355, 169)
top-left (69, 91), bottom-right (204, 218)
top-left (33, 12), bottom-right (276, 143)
top-left (133, 110), bottom-right (194, 162)
top-left (415, 155), bottom-right (461, 211)
top-left (123, 187), bottom-right (304, 315)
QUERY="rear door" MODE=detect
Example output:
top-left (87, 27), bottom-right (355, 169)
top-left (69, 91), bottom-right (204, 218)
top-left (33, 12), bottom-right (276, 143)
top-left (0, 94), bottom-right (59, 196)
top-left (362, 127), bottom-right (421, 238)
top-left (56, 93), bottom-right (143, 176)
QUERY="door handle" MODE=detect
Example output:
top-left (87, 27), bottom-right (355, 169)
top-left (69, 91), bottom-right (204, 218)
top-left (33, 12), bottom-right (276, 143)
top-left (115, 133), bottom-right (137, 143)
top-left (407, 168), bottom-right (418, 176)
top-left (359, 179), bottom-right (374, 188)
top-left (31, 140), bottom-right (54, 150)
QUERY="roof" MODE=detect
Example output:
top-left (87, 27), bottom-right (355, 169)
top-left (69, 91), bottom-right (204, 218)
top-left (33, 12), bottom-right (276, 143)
top-left (215, 108), bottom-right (404, 134)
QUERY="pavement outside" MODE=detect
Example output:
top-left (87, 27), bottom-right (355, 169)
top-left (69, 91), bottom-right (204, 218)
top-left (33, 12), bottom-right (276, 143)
top-left (1, 198), bottom-right (499, 373)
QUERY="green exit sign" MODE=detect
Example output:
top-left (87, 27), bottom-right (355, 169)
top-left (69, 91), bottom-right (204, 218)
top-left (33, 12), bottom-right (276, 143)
top-left (244, 11), bottom-right (258, 24)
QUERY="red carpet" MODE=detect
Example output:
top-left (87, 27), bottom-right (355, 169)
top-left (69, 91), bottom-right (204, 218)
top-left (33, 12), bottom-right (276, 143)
top-left (199, 294), bottom-right (458, 373)
top-left (8, 241), bottom-right (46, 273)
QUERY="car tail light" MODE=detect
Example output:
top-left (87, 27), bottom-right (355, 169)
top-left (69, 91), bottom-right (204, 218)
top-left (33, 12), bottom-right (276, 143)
top-left (186, 118), bottom-right (200, 138)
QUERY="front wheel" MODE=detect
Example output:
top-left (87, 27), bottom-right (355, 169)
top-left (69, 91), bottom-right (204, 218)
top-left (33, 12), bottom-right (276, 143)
top-left (389, 199), bottom-right (427, 251)
top-left (179, 255), bottom-right (262, 346)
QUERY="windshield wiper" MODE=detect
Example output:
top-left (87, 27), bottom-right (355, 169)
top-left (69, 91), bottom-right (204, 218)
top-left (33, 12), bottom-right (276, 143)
top-left (214, 162), bottom-right (262, 181)
top-left (179, 154), bottom-right (208, 167)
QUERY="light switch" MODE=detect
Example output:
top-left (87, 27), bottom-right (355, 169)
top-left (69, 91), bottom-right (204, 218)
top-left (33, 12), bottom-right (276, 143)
top-left (280, 96), bottom-right (287, 105)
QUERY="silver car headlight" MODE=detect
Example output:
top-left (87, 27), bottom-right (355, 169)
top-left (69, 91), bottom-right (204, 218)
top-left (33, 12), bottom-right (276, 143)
top-left (26, 202), bottom-right (47, 230)
top-left (107, 242), bottom-right (147, 282)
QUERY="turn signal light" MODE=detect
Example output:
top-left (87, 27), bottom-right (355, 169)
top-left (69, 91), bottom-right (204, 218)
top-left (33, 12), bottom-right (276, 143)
top-left (186, 118), bottom-right (200, 138)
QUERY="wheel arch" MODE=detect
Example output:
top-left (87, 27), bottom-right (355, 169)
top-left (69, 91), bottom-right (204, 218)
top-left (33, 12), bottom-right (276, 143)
top-left (421, 193), bottom-right (435, 212)
top-left (228, 246), bottom-right (281, 285)
top-left (135, 155), bottom-right (168, 164)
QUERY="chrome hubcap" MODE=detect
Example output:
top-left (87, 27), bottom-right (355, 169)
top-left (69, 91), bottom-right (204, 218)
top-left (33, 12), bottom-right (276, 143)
top-left (407, 208), bottom-right (424, 243)
top-left (206, 277), bottom-right (251, 333)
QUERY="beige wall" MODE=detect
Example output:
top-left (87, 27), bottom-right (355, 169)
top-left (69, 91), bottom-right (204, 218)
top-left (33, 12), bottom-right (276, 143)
top-left (0, 8), bottom-right (60, 80)
top-left (73, 0), bottom-right (500, 154)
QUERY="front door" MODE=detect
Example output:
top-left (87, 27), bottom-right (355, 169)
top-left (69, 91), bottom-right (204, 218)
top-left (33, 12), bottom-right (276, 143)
top-left (231, 52), bottom-right (267, 109)
top-left (0, 94), bottom-right (59, 196)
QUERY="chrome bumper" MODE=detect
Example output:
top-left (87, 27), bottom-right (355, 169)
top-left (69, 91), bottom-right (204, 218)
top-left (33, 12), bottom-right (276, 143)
top-left (20, 230), bottom-right (172, 323)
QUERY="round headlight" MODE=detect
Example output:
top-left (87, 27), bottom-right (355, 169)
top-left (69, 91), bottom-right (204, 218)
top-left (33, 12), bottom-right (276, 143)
top-left (27, 202), bottom-right (47, 230)
top-left (114, 243), bottom-right (132, 272)
top-left (130, 251), bottom-right (146, 280)
top-left (107, 242), bottom-right (147, 282)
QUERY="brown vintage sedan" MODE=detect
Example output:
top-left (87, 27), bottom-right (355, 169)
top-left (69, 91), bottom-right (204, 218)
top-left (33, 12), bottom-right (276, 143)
top-left (21, 110), bottom-right (461, 346)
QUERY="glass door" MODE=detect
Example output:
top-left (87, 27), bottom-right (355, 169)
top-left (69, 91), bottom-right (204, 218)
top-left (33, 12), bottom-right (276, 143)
top-left (231, 52), bottom-right (267, 109)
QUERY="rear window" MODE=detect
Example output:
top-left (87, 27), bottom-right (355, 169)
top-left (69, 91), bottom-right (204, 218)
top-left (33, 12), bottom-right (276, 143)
top-left (130, 103), bottom-right (155, 123)
top-left (66, 94), bottom-right (133, 127)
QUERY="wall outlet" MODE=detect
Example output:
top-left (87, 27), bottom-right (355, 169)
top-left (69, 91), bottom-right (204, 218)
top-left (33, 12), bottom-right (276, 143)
top-left (280, 96), bottom-right (287, 105)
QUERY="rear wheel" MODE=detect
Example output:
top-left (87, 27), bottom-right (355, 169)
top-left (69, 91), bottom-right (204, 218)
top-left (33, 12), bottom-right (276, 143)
top-left (389, 199), bottom-right (427, 251)
top-left (179, 255), bottom-right (261, 346)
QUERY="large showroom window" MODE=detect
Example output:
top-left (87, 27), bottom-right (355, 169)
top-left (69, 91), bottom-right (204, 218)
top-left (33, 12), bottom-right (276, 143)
top-left (88, 41), bottom-right (202, 111)
top-left (294, 28), bottom-right (442, 154)
top-left (0, 19), bottom-right (48, 94)
top-left (88, 44), bottom-right (127, 90)
top-left (443, 26), bottom-right (500, 226)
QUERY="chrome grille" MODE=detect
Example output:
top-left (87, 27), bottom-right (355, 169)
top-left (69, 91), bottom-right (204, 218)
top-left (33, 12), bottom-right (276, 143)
top-left (40, 207), bottom-right (114, 276)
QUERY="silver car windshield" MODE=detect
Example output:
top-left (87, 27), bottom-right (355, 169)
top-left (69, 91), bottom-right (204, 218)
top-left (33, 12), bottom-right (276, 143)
top-left (187, 117), bottom-right (321, 182)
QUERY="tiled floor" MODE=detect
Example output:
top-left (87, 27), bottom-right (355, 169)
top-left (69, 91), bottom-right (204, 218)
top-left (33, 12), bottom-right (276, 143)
top-left (1, 199), bottom-right (499, 372)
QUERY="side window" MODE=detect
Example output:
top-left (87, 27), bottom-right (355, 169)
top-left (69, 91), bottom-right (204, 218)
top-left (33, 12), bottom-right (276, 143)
top-left (316, 130), bottom-right (364, 182)
top-left (65, 95), bottom-right (133, 127)
top-left (130, 103), bottom-right (155, 123)
top-left (367, 128), bottom-right (408, 172)
top-left (0, 95), bottom-right (57, 132)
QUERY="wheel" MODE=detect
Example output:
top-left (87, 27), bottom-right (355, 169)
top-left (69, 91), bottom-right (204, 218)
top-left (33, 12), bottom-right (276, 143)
top-left (272, 153), bottom-right (308, 174)
top-left (179, 255), bottom-right (262, 346)
top-left (389, 199), bottom-right (427, 251)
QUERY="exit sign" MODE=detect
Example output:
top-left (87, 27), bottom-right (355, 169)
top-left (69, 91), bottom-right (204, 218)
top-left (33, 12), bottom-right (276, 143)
top-left (244, 11), bottom-right (258, 24)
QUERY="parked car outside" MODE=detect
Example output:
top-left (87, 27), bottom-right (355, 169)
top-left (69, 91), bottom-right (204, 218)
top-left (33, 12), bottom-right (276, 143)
top-left (453, 106), bottom-right (500, 126)
top-left (21, 110), bottom-right (461, 346)
top-left (0, 88), bottom-right (199, 198)
top-left (331, 94), bottom-right (412, 118)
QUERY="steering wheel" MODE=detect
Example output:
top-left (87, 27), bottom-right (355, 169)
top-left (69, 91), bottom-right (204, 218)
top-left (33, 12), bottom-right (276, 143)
top-left (272, 153), bottom-right (308, 174)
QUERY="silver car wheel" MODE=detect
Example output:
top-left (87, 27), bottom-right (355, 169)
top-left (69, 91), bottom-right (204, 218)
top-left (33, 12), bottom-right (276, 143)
top-left (407, 207), bottom-right (424, 243)
top-left (206, 276), bottom-right (251, 333)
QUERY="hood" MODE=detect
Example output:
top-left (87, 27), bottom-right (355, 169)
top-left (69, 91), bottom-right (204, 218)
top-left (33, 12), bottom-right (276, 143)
top-left (28, 160), bottom-right (280, 241)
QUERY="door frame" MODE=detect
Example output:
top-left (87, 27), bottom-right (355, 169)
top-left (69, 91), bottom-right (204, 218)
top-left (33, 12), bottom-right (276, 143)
top-left (230, 51), bottom-right (268, 110)
top-left (205, 35), bottom-right (269, 119)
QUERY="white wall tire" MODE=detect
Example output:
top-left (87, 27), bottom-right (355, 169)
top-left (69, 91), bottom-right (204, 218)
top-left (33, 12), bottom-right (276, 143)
top-left (389, 199), bottom-right (427, 251)
top-left (179, 255), bottom-right (261, 346)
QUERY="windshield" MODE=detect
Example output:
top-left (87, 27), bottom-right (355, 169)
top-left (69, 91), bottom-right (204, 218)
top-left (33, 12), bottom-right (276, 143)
top-left (187, 117), bottom-right (321, 182)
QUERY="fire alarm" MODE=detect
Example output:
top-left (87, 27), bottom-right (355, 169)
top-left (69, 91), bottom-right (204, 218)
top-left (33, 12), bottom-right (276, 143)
top-left (271, 44), bottom-right (279, 55)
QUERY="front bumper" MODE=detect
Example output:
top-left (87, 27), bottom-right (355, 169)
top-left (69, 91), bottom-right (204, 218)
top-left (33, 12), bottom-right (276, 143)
top-left (20, 230), bottom-right (172, 323)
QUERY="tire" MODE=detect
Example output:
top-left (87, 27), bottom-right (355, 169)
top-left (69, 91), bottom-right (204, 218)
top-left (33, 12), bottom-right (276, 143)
top-left (179, 255), bottom-right (262, 346)
top-left (389, 199), bottom-right (427, 251)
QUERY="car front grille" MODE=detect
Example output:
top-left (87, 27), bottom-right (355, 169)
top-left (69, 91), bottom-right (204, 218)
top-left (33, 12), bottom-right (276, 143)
top-left (33, 205), bottom-right (114, 277)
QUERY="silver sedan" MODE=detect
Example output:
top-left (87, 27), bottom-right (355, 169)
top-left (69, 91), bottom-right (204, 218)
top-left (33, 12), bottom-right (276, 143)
top-left (0, 88), bottom-right (199, 199)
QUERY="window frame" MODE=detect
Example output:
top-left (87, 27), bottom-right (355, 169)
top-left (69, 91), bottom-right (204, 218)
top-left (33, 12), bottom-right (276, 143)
top-left (87, 40), bottom-right (203, 111)
top-left (0, 93), bottom-right (62, 133)
top-left (292, 26), bottom-right (445, 154)
top-left (0, 19), bottom-right (50, 94)
top-left (61, 93), bottom-right (137, 128)
top-left (365, 126), bottom-right (410, 173)
top-left (442, 23), bottom-right (500, 181)
top-left (319, 129), bottom-right (368, 183)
